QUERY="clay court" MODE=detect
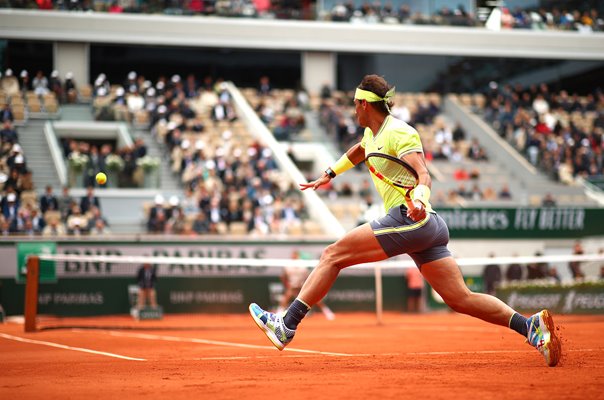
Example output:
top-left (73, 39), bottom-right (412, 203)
top-left (1, 312), bottom-right (603, 400)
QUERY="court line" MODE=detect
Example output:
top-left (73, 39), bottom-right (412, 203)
top-left (103, 331), bottom-right (353, 357)
top-left (0, 332), bottom-right (146, 361)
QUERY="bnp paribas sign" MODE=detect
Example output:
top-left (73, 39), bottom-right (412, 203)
top-left (437, 207), bottom-right (601, 239)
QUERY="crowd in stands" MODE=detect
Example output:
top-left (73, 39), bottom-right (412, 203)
top-left (482, 241), bottom-right (603, 294)
top-left (0, 183), bottom-right (111, 236)
top-left (5, 0), bottom-right (603, 32)
top-left (87, 71), bottom-right (313, 235)
top-left (478, 82), bottom-right (604, 185)
top-left (244, 76), bottom-right (310, 142)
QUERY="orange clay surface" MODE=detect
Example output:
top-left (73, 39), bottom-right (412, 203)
top-left (1, 312), bottom-right (603, 400)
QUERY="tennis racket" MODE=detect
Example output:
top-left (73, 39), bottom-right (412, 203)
top-left (365, 152), bottom-right (419, 211)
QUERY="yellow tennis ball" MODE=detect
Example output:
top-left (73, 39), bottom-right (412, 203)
top-left (96, 172), bottom-right (107, 185)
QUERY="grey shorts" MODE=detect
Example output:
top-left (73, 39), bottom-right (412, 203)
top-left (369, 206), bottom-right (452, 267)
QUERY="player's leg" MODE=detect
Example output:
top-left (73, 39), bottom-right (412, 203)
top-left (249, 223), bottom-right (387, 350)
top-left (421, 256), bottom-right (561, 366)
top-left (298, 223), bottom-right (388, 305)
top-left (420, 256), bottom-right (515, 326)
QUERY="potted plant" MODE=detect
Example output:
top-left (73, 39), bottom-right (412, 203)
top-left (136, 155), bottom-right (161, 188)
top-left (104, 154), bottom-right (125, 188)
top-left (67, 152), bottom-right (89, 188)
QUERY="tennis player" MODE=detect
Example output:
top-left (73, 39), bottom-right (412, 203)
top-left (250, 74), bottom-right (561, 367)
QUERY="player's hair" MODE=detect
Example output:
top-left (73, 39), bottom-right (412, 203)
top-left (358, 74), bottom-right (394, 115)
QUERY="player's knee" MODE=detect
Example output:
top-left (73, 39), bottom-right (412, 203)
top-left (319, 243), bottom-right (347, 270)
top-left (442, 292), bottom-right (472, 314)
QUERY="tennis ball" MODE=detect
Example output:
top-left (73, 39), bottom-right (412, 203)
top-left (96, 172), bottom-right (107, 185)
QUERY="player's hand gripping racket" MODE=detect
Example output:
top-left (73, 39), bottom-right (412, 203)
top-left (365, 152), bottom-right (420, 214)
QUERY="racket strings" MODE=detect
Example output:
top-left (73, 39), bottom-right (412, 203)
top-left (370, 157), bottom-right (416, 188)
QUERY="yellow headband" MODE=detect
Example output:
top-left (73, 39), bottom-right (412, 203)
top-left (354, 87), bottom-right (396, 103)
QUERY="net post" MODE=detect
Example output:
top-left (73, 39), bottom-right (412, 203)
top-left (24, 255), bottom-right (40, 333)
top-left (374, 264), bottom-right (383, 325)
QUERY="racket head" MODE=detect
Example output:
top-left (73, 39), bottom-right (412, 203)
top-left (365, 152), bottom-right (419, 191)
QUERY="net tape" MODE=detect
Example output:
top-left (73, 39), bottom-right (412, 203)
top-left (35, 253), bottom-right (604, 269)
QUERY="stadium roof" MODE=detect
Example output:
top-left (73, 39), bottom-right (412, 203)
top-left (1, 10), bottom-right (604, 60)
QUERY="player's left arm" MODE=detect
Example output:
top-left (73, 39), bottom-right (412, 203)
top-left (300, 142), bottom-right (364, 191)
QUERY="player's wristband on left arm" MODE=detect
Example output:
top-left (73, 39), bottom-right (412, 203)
top-left (331, 154), bottom-right (355, 176)
top-left (411, 184), bottom-right (431, 206)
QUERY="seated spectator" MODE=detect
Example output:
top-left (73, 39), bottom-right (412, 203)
top-left (89, 218), bottom-right (111, 235)
top-left (0, 69), bottom-right (19, 96)
top-left (506, 257), bottom-right (523, 281)
top-left (483, 253), bottom-right (502, 295)
top-left (80, 186), bottom-right (100, 214)
top-left (569, 240), bottom-right (586, 280)
top-left (541, 193), bottom-right (557, 206)
top-left (453, 167), bottom-right (469, 181)
top-left (0, 104), bottom-right (14, 124)
top-left (0, 121), bottom-right (18, 144)
top-left (147, 194), bottom-right (169, 233)
top-left (452, 122), bottom-right (466, 143)
top-left (498, 183), bottom-right (512, 199)
top-left (64, 72), bottom-right (77, 103)
top-left (527, 252), bottom-right (549, 279)
top-left (32, 70), bottom-right (49, 96)
top-left (66, 204), bottom-right (88, 235)
top-left (192, 211), bottom-right (211, 234)
top-left (57, 186), bottom-right (74, 219)
top-left (547, 267), bottom-right (561, 284)
top-left (469, 183), bottom-right (483, 201)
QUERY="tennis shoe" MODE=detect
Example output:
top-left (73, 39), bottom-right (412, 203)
top-left (527, 309), bottom-right (561, 367)
top-left (249, 303), bottom-right (295, 351)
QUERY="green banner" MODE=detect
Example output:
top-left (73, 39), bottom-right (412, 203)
top-left (0, 275), bottom-right (407, 316)
top-left (16, 242), bottom-right (57, 283)
top-left (497, 283), bottom-right (604, 314)
top-left (437, 207), bottom-right (603, 239)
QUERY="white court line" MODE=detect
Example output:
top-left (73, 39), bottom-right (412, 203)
top-left (102, 330), bottom-right (353, 357)
top-left (0, 333), bottom-right (146, 361)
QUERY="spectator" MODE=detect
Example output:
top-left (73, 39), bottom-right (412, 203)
top-left (506, 257), bottom-right (523, 281)
top-left (40, 185), bottom-right (59, 214)
top-left (569, 241), bottom-right (586, 280)
top-left (498, 183), bottom-right (512, 199)
top-left (147, 194), bottom-right (168, 233)
top-left (0, 121), bottom-right (18, 144)
top-left (527, 251), bottom-right (549, 279)
top-left (0, 104), bottom-right (14, 123)
top-left (483, 253), bottom-right (502, 295)
top-left (32, 70), bottom-right (49, 96)
top-left (42, 217), bottom-right (67, 237)
top-left (89, 218), bottom-right (111, 235)
top-left (49, 70), bottom-right (63, 100)
top-left (57, 186), bottom-right (74, 220)
top-left (541, 193), bottom-right (557, 207)
top-left (80, 186), bottom-right (101, 214)
top-left (66, 204), bottom-right (88, 235)
top-left (64, 72), bottom-right (77, 103)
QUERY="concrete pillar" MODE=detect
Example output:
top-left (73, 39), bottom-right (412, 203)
top-left (53, 42), bottom-right (90, 86)
top-left (301, 51), bottom-right (336, 96)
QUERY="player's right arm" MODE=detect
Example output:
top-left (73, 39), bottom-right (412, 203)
top-left (300, 142), bottom-right (365, 191)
